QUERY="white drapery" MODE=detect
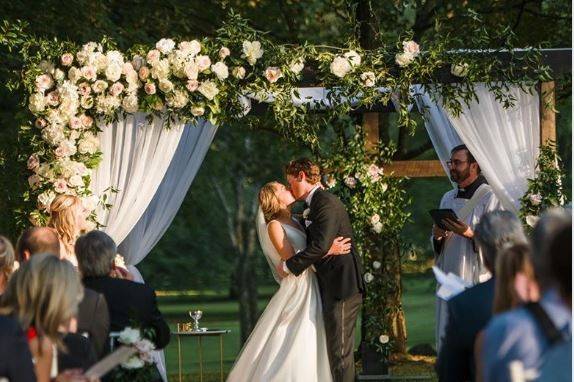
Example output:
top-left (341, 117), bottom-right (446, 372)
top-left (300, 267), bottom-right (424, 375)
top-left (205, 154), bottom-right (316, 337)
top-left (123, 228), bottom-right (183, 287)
top-left (90, 112), bottom-right (185, 244)
top-left (444, 84), bottom-right (540, 211)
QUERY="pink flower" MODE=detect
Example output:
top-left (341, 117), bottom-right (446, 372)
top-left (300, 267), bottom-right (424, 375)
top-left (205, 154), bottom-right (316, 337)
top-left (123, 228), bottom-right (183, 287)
top-left (122, 62), bottom-right (135, 75)
top-left (53, 179), bottom-right (68, 193)
top-left (35, 74), bottom-right (54, 92)
top-left (61, 53), bottom-right (74, 66)
top-left (78, 82), bottom-right (92, 97)
top-left (138, 66), bottom-right (150, 80)
top-left (69, 116), bottom-right (83, 130)
top-left (144, 83), bottom-right (156, 95)
top-left (81, 66), bottom-right (97, 82)
top-left (109, 82), bottom-right (124, 96)
top-left (366, 163), bottom-right (383, 182)
top-left (186, 80), bottom-right (199, 92)
top-left (264, 67), bottom-right (283, 83)
top-left (35, 118), bottom-right (47, 128)
top-left (28, 175), bottom-right (41, 189)
top-left (146, 49), bottom-right (160, 63)
top-left (402, 41), bottom-right (420, 56)
top-left (196, 55), bottom-right (211, 72)
top-left (27, 154), bottom-right (40, 170)
top-left (46, 90), bottom-right (60, 106)
top-left (80, 114), bottom-right (94, 128)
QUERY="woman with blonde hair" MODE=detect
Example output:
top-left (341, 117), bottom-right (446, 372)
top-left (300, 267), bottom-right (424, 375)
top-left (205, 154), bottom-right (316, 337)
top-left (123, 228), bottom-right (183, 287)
top-left (0, 253), bottom-right (85, 382)
top-left (48, 195), bottom-right (90, 266)
top-left (228, 181), bottom-right (351, 381)
top-left (0, 235), bottom-right (16, 295)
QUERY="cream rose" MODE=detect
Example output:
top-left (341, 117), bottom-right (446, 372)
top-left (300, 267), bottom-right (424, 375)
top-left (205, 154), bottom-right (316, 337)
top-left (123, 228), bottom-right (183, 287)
top-left (196, 55), bottom-right (211, 72)
top-left (289, 59), bottom-right (305, 74)
top-left (78, 133), bottom-right (99, 154)
top-left (330, 56), bottom-right (352, 78)
top-left (144, 83), bottom-right (156, 95)
top-left (186, 80), bottom-right (199, 92)
top-left (109, 82), bottom-right (124, 96)
top-left (242, 40), bottom-right (263, 65)
top-left (158, 78), bottom-right (174, 93)
top-left (29, 93), bottom-right (46, 113)
top-left (35, 74), bottom-right (54, 92)
top-left (191, 105), bottom-right (205, 116)
top-left (122, 93), bottom-right (139, 113)
top-left (264, 67), bottom-right (283, 83)
top-left (53, 178), bottom-right (69, 194)
top-left (451, 63), bottom-right (469, 77)
top-left (80, 66), bottom-right (97, 82)
top-left (395, 52), bottom-right (415, 67)
top-left (198, 81), bottom-right (219, 100)
top-left (80, 96), bottom-right (94, 109)
top-left (146, 49), bottom-right (161, 64)
top-left (211, 62), bottom-right (229, 80)
top-left (38, 190), bottom-right (56, 211)
top-left (218, 47), bottom-right (231, 60)
top-left (344, 50), bottom-right (361, 67)
top-left (156, 38), bottom-right (176, 54)
top-left (92, 80), bottom-right (109, 94)
top-left (61, 53), bottom-right (74, 66)
top-left (403, 40), bottom-right (420, 56)
top-left (166, 90), bottom-right (188, 109)
top-left (360, 71), bottom-right (376, 87)
top-left (232, 66), bottom-right (246, 79)
top-left (68, 175), bottom-right (84, 188)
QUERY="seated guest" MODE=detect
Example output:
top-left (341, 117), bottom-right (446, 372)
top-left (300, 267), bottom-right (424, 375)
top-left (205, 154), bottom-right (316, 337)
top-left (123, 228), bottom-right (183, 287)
top-left (0, 236), bottom-right (16, 295)
top-left (493, 243), bottom-right (539, 314)
top-left (17, 226), bottom-right (110, 359)
top-left (76, 231), bottom-right (170, 351)
top-left (537, 226), bottom-right (571, 381)
top-left (16, 226), bottom-right (61, 261)
top-left (0, 315), bottom-right (36, 381)
top-left (436, 210), bottom-right (527, 382)
top-left (0, 253), bottom-right (90, 382)
top-left (480, 208), bottom-right (571, 382)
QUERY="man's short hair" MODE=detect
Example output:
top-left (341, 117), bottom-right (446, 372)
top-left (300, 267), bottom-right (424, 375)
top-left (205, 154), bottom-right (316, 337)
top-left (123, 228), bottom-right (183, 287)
top-left (474, 210), bottom-right (527, 274)
top-left (75, 230), bottom-right (117, 278)
top-left (451, 144), bottom-right (477, 163)
top-left (16, 227), bottom-right (61, 261)
top-left (285, 158), bottom-right (321, 184)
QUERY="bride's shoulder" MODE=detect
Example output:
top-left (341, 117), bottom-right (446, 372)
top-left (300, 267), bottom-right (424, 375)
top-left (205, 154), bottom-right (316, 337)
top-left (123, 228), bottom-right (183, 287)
top-left (267, 220), bottom-right (285, 237)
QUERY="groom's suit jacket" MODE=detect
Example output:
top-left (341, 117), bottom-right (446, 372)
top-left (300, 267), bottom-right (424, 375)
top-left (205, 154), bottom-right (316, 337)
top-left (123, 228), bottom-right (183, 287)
top-left (286, 188), bottom-right (364, 306)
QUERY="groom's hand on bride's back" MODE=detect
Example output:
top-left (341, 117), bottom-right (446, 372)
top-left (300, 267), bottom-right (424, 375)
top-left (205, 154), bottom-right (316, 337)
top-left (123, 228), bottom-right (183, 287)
top-left (325, 236), bottom-right (351, 257)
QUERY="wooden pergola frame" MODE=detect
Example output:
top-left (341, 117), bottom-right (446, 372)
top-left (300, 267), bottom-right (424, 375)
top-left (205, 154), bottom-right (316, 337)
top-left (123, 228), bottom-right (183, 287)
top-left (250, 48), bottom-right (571, 177)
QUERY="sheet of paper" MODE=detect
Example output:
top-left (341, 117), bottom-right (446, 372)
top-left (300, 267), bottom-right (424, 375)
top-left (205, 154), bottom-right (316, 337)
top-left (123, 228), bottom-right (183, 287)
top-left (85, 346), bottom-right (138, 379)
top-left (432, 266), bottom-right (469, 301)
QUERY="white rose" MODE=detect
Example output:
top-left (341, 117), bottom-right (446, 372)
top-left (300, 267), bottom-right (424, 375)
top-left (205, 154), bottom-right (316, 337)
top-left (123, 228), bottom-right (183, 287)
top-left (68, 67), bottom-right (81, 83)
top-left (29, 93), bottom-right (46, 113)
top-left (373, 261), bottom-right (381, 270)
top-left (158, 78), bottom-right (174, 93)
top-left (122, 93), bottom-right (139, 113)
top-left (146, 49), bottom-right (161, 64)
top-left (395, 52), bottom-right (415, 67)
top-left (119, 327), bottom-right (141, 345)
top-left (344, 50), bottom-right (361, 67)
top-left (92, 80), bottom-right (109, 94)
top-left (78, 132), bottom-right (99, 154)
top-left (184, 61), bottom-right (199, 80)
top-left (61, 53), bottom-right (74, 66)
top-left (94, 52), bottom-right (108, 72)
top-left (529, 193), bottom-right (542, 206)
top-left (42, 126), bottom-right (66, 146)
top-left (135, 338), bottom-right (155, 354)
top-left (55, 139), bottom-right (77, 157)
top-left (289, 58), bottom-right (305, 74)
top-left (373, 221), bottom-right (383, 233)
top-left (178, 40), bottom-right (202, 56)
top-left (53, 178), bottom-right (69, 194)
top-left (166, 89), bottom-right (189, 109)
top-left (68, 175), bottom-right (84, 187)
top-left (151, 58), bottom-right (170, 79)
top-left (403, 40), bottom-right (420, 56)
top-left (38, 190), bottom-right (56, 211)
top-left (109, 82), bottom-right (124, 96)
top-left (344, 176), bottom-right (357, 189)
top-left (232, 66), bottom-right (246, 79)
top-left (80, 96), bottom-right (94, 109)
top-left (451, 63), bottom-right (469, 77)
top-left (379, 334), bottom-right (389, 344)
top-left (191, 105), bottom-right (205, 116)
top-left (106, 50), bottom-right (124, 66)
top-left (54, 69), bottom-right (65, 82)
top-left (219, 47), bottom-right (231, 60)
top-left (242, 41), bottom-right (263, 65)
top-left (360, 71), bottom-right (376, 87)
top-left (303, 208), bottom-right (311, 219)
top-left (80, 65), bottom-right (97, 82)
top-left (156, 38), bottom-right (176, 54)
top-left (211, 62), bottom-right (229, 80)
top-left (196, 55), bottom-right (211, 72)
top-left (264, 67), bottom-right (283, 83)
top-left (381, 183), bottom-right (388, 193)
top-left (122, 356), bottom-right (144, 369)
top-left (82, 195), bottom-right (99, 212)
top-left (364, 273), bottom-right (374, 283)
top-left (370, 214), bottom-right (381, 225)
top-left (35, 74), bottom-right (54, 92)
top-left (198, 81), bottom-right (219, 100)
top-left (330, 56), bottom-right (352, 78)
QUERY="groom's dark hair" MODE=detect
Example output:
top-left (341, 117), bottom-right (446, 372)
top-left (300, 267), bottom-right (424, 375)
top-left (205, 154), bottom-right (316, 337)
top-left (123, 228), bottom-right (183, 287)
top-left (285, 158), bottom-right (321, 184)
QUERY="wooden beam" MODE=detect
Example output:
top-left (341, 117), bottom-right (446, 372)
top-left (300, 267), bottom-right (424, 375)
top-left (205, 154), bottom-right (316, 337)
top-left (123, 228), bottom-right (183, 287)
top-left (385, 160), bottom-right (445, 178)
top-left (363, 112), bottom-right (379, 154)
top-left (540, 81), bottom-right (557, 146)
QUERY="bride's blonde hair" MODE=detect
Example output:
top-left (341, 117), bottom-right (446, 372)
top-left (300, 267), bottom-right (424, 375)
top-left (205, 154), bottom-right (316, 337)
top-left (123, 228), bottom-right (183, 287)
top-left (48, 195), bottom-right (83, 249)
top-left (259, 182), bottom-right (282, 223)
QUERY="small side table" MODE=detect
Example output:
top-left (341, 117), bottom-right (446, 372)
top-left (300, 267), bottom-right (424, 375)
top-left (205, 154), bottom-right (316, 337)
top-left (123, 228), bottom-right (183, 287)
top-left (171, 329), bottom-right (231, 382)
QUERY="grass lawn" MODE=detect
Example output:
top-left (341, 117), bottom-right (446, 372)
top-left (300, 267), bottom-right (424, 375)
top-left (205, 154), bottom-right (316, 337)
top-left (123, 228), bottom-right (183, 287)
top-left (158, 272), bottom-right (436, 380)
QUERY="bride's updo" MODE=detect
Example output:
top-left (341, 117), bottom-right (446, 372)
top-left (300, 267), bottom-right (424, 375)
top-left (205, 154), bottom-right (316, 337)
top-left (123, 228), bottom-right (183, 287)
top-left (259, 182), bottom-right (282, 223)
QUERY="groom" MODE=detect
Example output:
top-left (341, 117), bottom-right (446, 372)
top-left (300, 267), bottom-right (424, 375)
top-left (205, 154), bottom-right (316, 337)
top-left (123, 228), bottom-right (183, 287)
top-left (277, 158), bottom-right (365, 382)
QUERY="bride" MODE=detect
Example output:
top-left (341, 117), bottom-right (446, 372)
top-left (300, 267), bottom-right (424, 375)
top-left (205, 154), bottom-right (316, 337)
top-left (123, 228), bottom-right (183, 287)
top-left (227, 181), bottom-right (351, 382)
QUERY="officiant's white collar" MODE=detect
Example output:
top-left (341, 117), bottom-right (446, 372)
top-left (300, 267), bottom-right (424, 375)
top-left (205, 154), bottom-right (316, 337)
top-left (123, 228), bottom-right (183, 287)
top-left (305, 185), bottom-right (321, 206)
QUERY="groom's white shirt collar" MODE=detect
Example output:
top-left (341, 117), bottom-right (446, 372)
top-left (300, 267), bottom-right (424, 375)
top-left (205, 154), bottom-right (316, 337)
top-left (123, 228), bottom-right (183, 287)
top-left (305, 185), bottom-right (321, 206)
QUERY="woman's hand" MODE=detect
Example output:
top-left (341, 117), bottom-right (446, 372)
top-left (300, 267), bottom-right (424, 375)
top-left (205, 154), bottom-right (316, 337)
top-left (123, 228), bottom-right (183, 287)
top-left (326, 237), bottom-right (352, 256)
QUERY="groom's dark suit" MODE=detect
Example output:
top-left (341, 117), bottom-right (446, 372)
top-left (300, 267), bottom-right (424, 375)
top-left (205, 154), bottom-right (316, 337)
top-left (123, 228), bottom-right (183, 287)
top-left (286, 188), bottom-right (364, 382)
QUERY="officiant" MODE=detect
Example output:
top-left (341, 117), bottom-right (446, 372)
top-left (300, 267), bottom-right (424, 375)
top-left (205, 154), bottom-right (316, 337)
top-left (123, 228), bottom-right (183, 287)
top-left (432, 144), bottom-right (502, 353)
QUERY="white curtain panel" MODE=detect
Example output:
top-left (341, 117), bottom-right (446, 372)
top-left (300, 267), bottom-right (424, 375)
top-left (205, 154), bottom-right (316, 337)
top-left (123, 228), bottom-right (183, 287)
top-left (118, 119), bottom-right (217, 267)
top-left (413, 85), bottom-right (463, 176)
top-left (90, 112), bottom-right (185, 244)
top-left (444, 84), bottom-right (540, 212)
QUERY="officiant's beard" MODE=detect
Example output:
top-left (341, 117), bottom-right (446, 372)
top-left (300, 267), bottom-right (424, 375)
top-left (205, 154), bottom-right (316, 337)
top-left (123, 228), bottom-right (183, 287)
top-left (450, 167), bottom-right (471, 184)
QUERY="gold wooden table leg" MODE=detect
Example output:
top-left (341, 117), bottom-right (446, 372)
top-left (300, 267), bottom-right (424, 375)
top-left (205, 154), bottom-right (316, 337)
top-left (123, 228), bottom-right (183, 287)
top-left (177, 335), bottom-right (182, 382)
top-left (219, 335), bottom-right (224, 382)
top-left (198, 336), bottom-right (203, 382)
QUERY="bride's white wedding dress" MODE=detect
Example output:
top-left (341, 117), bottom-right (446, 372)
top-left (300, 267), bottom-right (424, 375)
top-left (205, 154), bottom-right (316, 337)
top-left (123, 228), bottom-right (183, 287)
top-left (226, 216), bottom-right (332, 382)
